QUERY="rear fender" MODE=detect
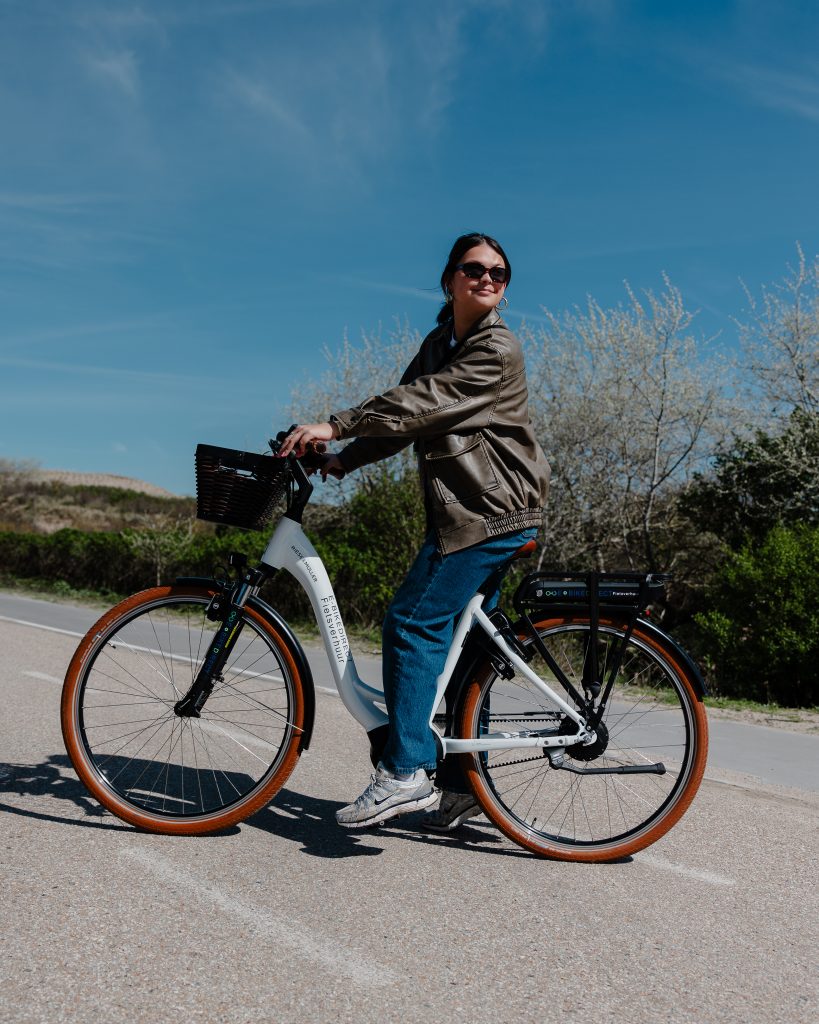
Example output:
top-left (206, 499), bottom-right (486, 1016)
top-left (517, 609), bottom-right (708, 700)
top-left (633, 616), bottom-right (708, 699)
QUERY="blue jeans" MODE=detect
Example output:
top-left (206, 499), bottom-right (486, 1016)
top-left (380, 527), bottom-right (538, 775)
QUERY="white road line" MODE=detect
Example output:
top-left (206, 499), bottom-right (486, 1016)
top-left (3, 614), bottom-right (342, 700)
top-left (120, 847), bottom-right (396, 987)
top-left (636, 852), bottom-right (736, 886)
top-left (0, 613), bottom-right (84, 638)
top-left (23, 670), bottom-right (61, 685)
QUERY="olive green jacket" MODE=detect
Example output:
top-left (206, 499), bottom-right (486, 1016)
top-left (331, 309), bottom-right (550, 555)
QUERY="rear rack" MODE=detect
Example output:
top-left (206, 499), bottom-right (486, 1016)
top-left (514, 570), bottom-right (671, 614)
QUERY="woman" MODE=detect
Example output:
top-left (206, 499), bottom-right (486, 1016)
top-left (278, 232), bottom-right (550, 830)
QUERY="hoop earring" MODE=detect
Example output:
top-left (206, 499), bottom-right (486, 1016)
top-left (445, 291), bottom-right (453, 302)
top-left (497, 296), bottom-right (509, 310)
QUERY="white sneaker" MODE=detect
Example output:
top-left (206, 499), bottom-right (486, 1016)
top-left (336, 764), bottom-right (438, 828)
top-left (421, 790), bottom-right (480, 832)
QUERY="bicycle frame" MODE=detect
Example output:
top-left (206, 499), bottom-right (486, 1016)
top-left (260, 515), bottom-right (595, 755)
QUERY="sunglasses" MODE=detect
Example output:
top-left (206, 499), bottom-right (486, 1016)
top-left (456, 261), bottom-right (508, 284)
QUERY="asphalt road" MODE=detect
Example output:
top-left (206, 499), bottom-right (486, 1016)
top-left (1, 596), bottom-right (817, 1024)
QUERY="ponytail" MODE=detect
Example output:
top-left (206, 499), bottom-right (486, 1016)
top-left (436, 297), bottom-right (454, 325)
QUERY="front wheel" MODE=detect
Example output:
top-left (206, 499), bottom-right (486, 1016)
top-left (61, 585), bottom-right (307, 834)
top-left (458, 615), bottom-right (708, 861)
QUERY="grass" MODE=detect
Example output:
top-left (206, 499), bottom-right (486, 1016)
top-left (0, 573), bottom-right (125, 609)
top-left (702, 695), bottom-right (818, 718)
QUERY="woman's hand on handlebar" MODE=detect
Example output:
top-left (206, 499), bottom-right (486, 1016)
top-left (277, 421), bottom-right (338, 458)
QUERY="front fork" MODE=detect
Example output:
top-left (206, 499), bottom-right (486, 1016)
top-left (173, 558), bottom-right (268, 718)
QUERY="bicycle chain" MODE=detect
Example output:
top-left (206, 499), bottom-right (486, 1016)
top-left (490, 752), bottom-right (549, 769)
top-left (435, 713), bottom-right (564, 769)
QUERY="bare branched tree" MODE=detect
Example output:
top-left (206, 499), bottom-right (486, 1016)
top-left (737, 244), bottom-right (819, 418)
top-left (287, 318), bottom-right (423, 490)
top-left (288, 318), bottom-right (423, 423)
top-left (523, 277), bottom-right (738, 575)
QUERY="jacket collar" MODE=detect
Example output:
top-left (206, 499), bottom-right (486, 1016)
top-left (437, 307), bottom-right (504, 347)
top-left (470, 307), bottom-right (503, 336)
top-left (459, 306), bottom-right (504, 346)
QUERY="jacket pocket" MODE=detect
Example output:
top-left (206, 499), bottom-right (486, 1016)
top-left (425, 436), bottom-right (500, 505)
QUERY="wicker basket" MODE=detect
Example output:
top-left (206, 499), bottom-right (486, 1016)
top-left (195, 444), bottom-right (289, 530)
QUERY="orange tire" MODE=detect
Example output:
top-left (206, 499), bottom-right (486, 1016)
top-left (458, 615), bottom-right (708, 862)
top-left (61, 585), bottom-right (307, 835)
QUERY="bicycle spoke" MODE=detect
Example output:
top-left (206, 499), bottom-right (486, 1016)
top-left (466, 619), bottom-right (703, 854)
top-left (70, 593), bottom-right (303, 824)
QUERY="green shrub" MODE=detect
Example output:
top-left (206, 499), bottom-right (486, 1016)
top-left (313, 470), bottom-right (426, 624)
top-left (694, 525), bottom-right (819, 706)
top-left (683, 410), bottom-right (819, 548)
top-left (0, 470), bottom-right (427, 628)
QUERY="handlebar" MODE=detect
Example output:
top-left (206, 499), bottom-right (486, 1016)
top-left (266, 426), bottom-right (334, 523)
top-left (269, 425), bottom-right (329, 473)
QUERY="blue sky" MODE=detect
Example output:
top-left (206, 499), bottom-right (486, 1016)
top-left (1, 0), bottom-right (817, 494)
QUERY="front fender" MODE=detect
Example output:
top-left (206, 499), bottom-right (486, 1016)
top-left (248, 595), bottom-right (316, 750)
top-left (174, 577), bottom-right (316, 750)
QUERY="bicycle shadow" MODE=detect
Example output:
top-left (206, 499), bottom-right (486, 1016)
top-left (0, 755), bottom-right (134, 832)
top-left (244, 790), bottom-right (388, 859)
top-left (0, 757), bottom-right (627, 863)
top-left (0, 755), bottom-right (385, 857)
top-left (0, 755), bottom-right (383, 858)
top-left (245, 788), bottom-right (533, 860)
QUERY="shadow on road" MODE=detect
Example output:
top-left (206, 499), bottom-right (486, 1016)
top-left (0, 754), bottom-right (132, 831)
top-left (0, 757), bottom-right (618, 863)
top-left (0, 755), bottom-right (382, 855)
top-left (244, 789), bottom-right (389, 859)
top-left (245, 787), bottom-right (537, 860)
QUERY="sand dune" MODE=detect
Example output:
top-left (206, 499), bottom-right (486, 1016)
top-left (32, 469), bottom-right (180, 498)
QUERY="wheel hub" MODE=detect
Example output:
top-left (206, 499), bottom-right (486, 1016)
top-left (559, 717), bottom-right (610, 761)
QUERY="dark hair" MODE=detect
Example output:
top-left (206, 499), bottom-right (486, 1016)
top-left (436, 232), bottom-right (512, 325)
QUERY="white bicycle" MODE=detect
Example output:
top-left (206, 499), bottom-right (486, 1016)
top-left (61, 436), bottom-right (708, 861)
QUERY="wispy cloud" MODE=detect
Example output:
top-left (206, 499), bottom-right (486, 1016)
top-left (0, 355), bottom-right (207, 386)
top-left (330, 277), bottom-right (440, 304)
top-left (0, 192), bottom-right (119, 212)
top-left (1, 315), bottom-right (167, 351)
top-left (324, 274), bottom-right (556, 326)
top-left (410, 8), bottom-right (464, 134)
top-left (712, 59), bottom-right (819, 123)
top-left (671, 40), bottom-right (819, 125)
top-left (0, 355), bottom-right (273, 398)
top-left (84, 49), bottom-right (140, 99)
top-left (0, 189), bottom-right (168, 271)
top-left (226, 72), bottom-right (314, 143)
top-left (216, 7), bottom-right (473, 177)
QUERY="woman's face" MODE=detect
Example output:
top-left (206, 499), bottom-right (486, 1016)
top-left (448, 242), bottom-right (508, 322)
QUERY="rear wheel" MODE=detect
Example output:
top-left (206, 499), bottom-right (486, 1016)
top-left (458, 616), bottom-right (708, 861)
top-left (61, 585), bottom-right (307, 834)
